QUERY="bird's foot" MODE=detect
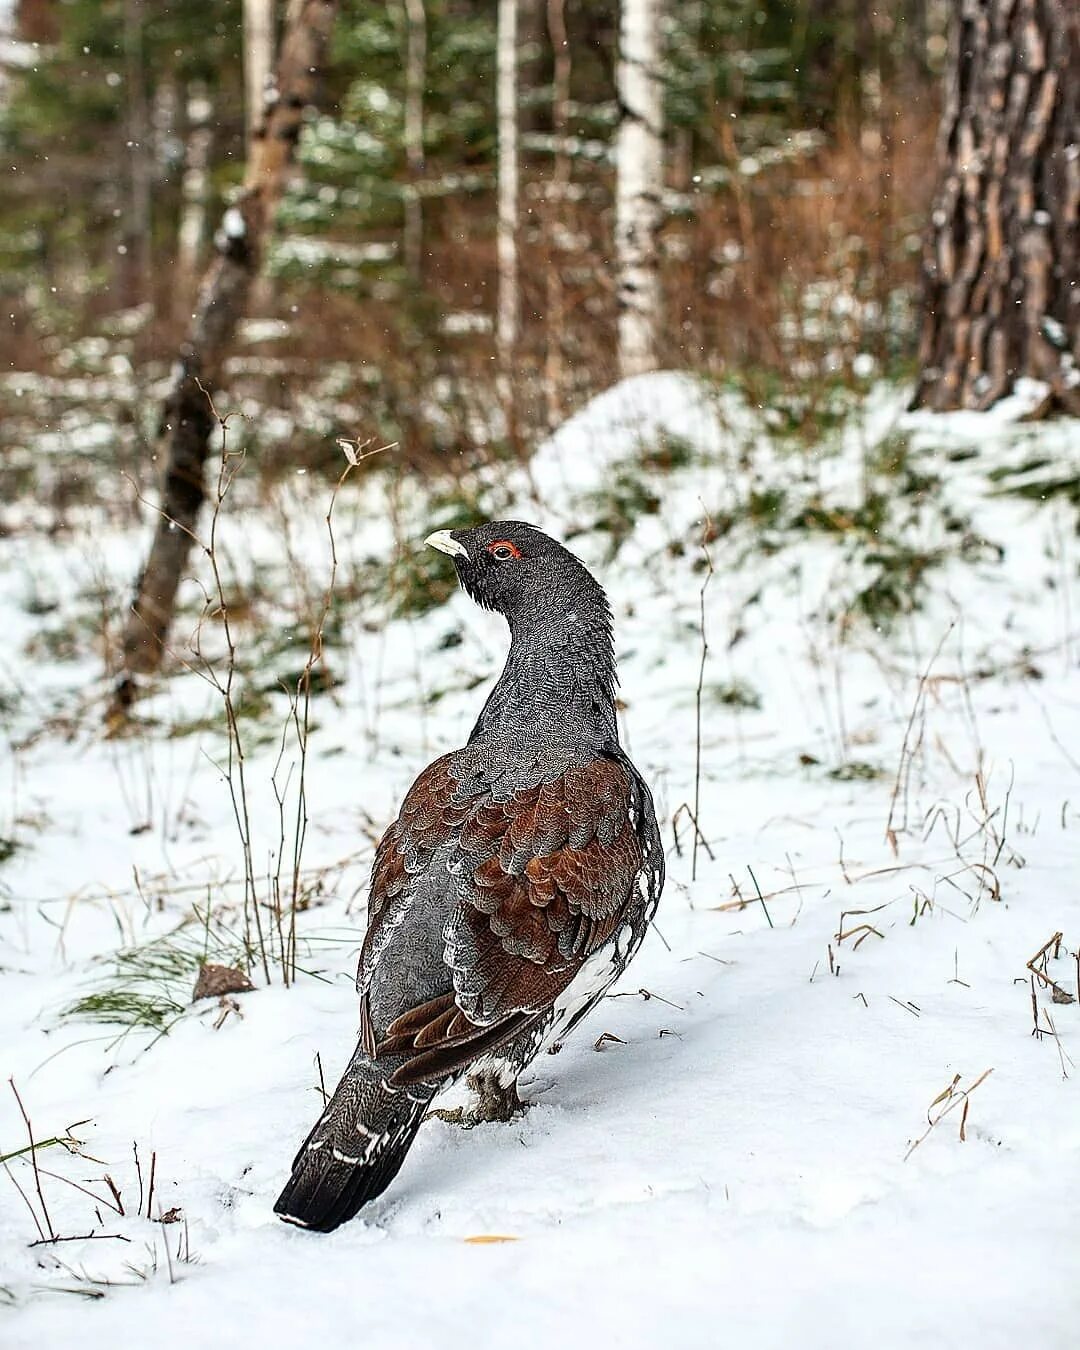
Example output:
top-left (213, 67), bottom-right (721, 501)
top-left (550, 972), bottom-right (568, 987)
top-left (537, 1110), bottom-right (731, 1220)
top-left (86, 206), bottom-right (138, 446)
top-left (428, 1071), bottom-right (526, 1128)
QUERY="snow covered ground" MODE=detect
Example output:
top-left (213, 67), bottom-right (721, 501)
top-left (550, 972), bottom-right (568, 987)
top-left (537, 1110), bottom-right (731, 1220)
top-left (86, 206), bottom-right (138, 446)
top-left (1, 375), bottom-right (1079, 1347)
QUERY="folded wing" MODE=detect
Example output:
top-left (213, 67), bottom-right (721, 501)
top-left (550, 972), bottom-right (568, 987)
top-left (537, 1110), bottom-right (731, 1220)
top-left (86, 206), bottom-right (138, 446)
top-left (358, 754), bottom-right (644, 1087)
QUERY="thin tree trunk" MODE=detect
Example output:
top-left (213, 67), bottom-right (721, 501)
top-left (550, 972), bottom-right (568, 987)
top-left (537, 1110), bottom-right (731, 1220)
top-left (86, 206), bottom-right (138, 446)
top-left (402, 0), bottom-right (426, 283)
top-left (615, 0), bottom-right (664, 379)
top-left (177, 82), bottom-right (214, 310)
top-left (116, 0), bottom-right (338, 696)
top-left (914, 0), bottom-right (1080, 412)
top-left (496, 0), bottom-right (519, 368)
top-left (243, 0), bottom-right (276, 148)
top-left (544, 0), bottom-right (571, 426)
top-left (121, 0), bottom-right (153, 308)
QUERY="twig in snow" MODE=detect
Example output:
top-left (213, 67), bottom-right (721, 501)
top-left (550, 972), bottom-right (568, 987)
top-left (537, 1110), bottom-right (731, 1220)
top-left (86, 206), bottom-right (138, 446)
top-left (145, 1150), bottom-right (157, 1220)
top-left (33, 1166), bottom-right (123, 1216)
top-left (671, 802), bottom-right (715, 869)
top-left (692, 512), bottom-right (714, 883)
top-left (28, 1232), bottom-right (131, 1249)
top-left (8, 1079), bottom-right (55, 1242)
top-left (279, 445), bottom-right (394, 984)
top-left (3, 1160), bottom-right (46, 1243)
top-left (133, 1142), bottom-right (144, 1216)
top-left (947, 949), bottom-right (970, 988)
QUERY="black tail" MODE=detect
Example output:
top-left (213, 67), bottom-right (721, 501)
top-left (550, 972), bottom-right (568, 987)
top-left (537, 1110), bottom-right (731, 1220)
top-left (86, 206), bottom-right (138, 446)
top-left (274, 1047), bottom-right (432, 1233)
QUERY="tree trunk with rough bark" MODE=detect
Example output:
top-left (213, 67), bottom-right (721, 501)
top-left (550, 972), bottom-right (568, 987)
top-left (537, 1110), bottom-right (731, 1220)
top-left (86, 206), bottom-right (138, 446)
top-left (543, 0), bottom-right (571, 426)
top-left (914, 0), bottom-right (1079, 413)
top-left (496, 0), bottom-right (519, 368)
top-left (615, 0), bottom-right (664, 379)
top-left (116, 0), bottom-right (337, 697)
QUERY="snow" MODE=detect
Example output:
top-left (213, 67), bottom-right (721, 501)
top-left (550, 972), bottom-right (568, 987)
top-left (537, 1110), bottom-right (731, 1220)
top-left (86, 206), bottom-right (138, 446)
top-left (222, 207), bottom-right (246, 240)
top-left (1, 375), bottom-right (1079, 1346)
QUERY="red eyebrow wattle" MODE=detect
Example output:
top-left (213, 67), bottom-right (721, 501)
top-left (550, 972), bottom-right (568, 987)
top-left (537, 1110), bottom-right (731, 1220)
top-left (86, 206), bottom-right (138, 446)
top-left (488, 540), bottom-right (522, 558)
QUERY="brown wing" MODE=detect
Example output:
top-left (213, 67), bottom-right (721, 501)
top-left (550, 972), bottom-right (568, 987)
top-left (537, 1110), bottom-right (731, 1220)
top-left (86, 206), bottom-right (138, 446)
top-left (363, 754), bottom-right (470, 938)
top-left (359, 755), bottom-right (643, 1087)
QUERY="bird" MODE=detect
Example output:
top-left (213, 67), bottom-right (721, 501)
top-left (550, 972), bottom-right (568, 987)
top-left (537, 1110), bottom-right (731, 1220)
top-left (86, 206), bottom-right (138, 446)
top-left (274, 521), bottom-right (665, 1232)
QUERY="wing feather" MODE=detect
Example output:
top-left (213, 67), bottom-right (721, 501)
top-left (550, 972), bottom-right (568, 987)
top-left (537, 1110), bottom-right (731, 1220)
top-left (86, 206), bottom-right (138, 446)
top-left (359, 755), bottom-right (644, 1085)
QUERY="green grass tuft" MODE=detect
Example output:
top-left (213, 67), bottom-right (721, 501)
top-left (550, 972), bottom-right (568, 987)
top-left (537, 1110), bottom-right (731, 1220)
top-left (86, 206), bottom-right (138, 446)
top-left (710, 679), bottom-right (763, 711)
top-left (827, 760), bottom-right (885, 782)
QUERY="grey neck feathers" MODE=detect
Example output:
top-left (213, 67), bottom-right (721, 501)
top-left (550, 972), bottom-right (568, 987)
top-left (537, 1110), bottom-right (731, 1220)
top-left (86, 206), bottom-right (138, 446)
top-left (469, 589), bottom-right (618, 748)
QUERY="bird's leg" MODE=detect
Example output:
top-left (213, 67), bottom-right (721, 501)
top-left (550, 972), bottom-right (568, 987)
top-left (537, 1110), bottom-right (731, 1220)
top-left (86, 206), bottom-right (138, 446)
top-left (428, 1068), bottom-right (527, 1128)
top-left (466, 1068), bottom-right (526, 1123)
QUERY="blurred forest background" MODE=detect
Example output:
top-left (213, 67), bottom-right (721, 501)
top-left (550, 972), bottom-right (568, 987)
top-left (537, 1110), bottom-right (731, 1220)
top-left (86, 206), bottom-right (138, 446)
top-left (1, 0), bottom-right (1077, 696)
top-left (2, 0), bottom-right (946, 477)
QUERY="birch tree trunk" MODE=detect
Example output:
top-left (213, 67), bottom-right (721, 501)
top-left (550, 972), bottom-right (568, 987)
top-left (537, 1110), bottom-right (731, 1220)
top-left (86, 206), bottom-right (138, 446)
top-left (615, 0), bottom-right (664, 379)
top-left (177, 82), bottom-right (214, 310)
top-left (496, 0), bottom-right (519, 368)
top-left (402, 0), bottom-right (426, 283)
top-left (913, 0), bottom-right (1080, 413)
top-left (121, 0), bottom-right (152, 308)
top-left (243, 0), bottom-right (276, 148)
top-left (116, 0), bottom-right (338, 697)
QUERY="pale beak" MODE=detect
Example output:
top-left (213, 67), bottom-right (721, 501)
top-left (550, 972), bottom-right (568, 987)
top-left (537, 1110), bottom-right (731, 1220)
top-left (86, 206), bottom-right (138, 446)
top-left (425, 530), bottom-right (469, 561)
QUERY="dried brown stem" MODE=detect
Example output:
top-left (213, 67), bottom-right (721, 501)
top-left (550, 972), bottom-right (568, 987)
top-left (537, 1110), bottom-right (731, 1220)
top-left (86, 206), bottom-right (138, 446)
top-left (8, 1079), bottom-right (55, 1242)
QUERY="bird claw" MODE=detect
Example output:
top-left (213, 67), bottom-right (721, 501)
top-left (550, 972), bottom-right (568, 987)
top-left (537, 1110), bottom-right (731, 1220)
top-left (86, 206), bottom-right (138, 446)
top-left (427, 1072), bottom-right (527, 1128)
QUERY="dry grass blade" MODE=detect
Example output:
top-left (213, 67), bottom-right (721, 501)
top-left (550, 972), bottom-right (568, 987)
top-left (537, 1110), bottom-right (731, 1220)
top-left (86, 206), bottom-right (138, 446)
top-left (885, 622), bottom-right (955, 854)
top-left (1026, 931), bottom-right (1075, 1005)
top-left (0, 1118), bottom-right (96, 1167)
top-left (746, 865), bottom-right (774, 929)
top-left (691, 511), bottom-right (714, 883)
top-left (904, 1068), bottom-right (993, 1160)
top-left (837, 901), bottom-right (891, 946)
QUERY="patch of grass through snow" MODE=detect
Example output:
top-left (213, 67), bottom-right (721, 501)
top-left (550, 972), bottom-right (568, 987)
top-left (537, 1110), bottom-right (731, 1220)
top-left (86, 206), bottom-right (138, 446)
top-left (60, 927), bottom-right (243, 1040)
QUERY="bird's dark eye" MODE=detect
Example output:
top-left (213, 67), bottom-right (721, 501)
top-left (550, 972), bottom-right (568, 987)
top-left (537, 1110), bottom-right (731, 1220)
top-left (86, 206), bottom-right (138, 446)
top-left (487, 540), bottom-right (522, 561)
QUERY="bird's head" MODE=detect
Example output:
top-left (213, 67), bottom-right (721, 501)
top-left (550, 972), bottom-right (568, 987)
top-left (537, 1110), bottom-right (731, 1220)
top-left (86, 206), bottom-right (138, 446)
top-left (425, 521), bottom-right (607, 632)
